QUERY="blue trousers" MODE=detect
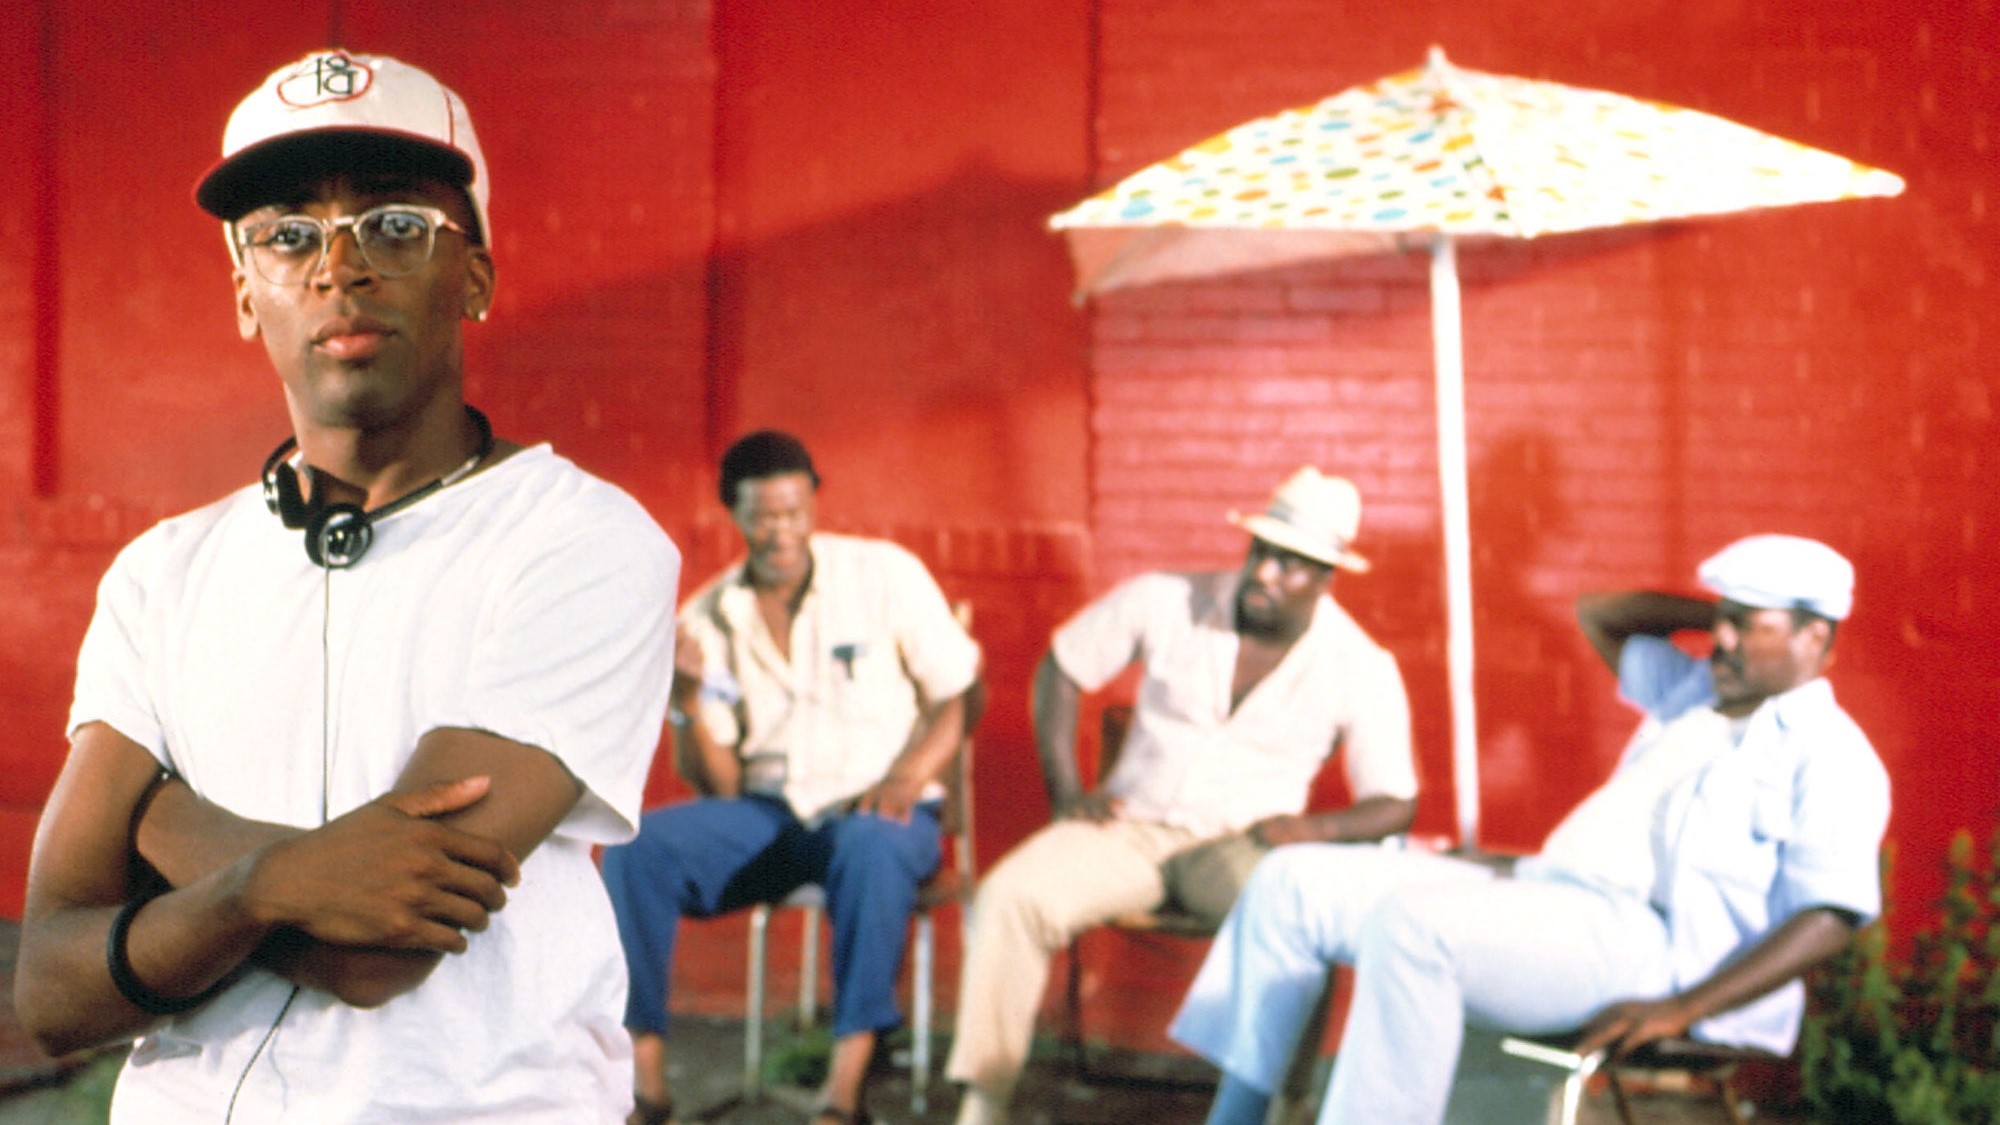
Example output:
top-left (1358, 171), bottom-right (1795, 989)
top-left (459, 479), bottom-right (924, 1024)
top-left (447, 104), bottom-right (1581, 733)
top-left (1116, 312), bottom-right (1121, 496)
top-left (602, 794), bottom-right (942, 1038)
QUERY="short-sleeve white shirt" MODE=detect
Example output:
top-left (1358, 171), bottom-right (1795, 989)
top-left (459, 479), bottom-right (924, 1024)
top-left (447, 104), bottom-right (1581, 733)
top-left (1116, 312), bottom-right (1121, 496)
top-left (1051, 570), bottom-right (1415, 838)
top-left (1520, 635), bottom-right (1891, 1052)
top-left (69, 445), bottom-right (679, 1124)
top-left (681, 533), bottom-right (981, 822)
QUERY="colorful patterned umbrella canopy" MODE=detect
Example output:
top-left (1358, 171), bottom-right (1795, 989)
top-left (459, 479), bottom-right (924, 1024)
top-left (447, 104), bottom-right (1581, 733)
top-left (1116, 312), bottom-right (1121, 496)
top-left (1051, 48), bottom-right (1904, 845)
top-left (1053, 47), bottom-right (1905, 295)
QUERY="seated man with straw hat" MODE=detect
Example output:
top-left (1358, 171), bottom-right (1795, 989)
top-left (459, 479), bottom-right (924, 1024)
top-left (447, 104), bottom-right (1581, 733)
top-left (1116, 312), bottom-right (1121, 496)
top-left (947, 467), bottom-right (1420, 1125)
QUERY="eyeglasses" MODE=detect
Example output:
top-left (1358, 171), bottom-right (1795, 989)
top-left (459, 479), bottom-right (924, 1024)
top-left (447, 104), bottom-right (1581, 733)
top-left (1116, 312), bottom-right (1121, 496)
top-left (235, 204), bottom-right (471, 285)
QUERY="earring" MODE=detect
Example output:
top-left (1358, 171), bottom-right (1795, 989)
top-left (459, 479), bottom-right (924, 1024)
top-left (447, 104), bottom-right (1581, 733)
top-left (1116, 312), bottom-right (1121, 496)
top-left (469, 307), bottom-right (489, 323)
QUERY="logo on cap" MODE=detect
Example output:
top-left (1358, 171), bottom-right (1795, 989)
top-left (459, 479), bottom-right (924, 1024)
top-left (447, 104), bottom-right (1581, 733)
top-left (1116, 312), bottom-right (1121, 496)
top-left (276, 53), bottom-right (373, 108)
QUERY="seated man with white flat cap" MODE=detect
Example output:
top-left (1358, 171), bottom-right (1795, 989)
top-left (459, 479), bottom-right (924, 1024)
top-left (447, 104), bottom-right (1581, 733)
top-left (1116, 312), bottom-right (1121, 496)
top-left (1170, 533), bottom-right (1891, 1125)
top-left (948, 467), bottom-right (1419, 1125)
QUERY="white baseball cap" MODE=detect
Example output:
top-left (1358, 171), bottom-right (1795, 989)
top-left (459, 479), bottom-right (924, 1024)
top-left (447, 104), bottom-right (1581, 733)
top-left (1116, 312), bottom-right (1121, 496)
top-left (1227, 466), bottom-right (1370, 572)
top-left (195, 51), bottom-right (490, 243)
top-left (1698, 534), bottom-right (1854, 621)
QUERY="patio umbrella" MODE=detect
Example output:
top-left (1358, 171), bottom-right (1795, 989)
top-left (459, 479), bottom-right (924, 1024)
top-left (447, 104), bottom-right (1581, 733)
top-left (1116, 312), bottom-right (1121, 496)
top-left (1051, 46), bottom-right (1904, 846)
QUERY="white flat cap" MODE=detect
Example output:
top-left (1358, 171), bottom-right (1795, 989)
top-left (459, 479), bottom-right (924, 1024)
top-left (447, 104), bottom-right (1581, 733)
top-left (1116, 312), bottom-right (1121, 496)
top-left (1698, 534), bottom-right (1854, 621)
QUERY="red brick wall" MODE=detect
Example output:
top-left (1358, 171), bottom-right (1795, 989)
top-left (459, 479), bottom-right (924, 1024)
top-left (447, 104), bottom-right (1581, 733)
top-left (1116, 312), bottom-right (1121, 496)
top-left (634, 0), bottom-right (1102, 1022)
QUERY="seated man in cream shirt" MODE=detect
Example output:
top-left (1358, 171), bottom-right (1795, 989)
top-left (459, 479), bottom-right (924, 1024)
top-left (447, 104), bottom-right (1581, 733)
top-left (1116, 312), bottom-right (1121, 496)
top-left (947, 467), bottom-right (1418, 1125)
top-left (602, 431), bottom-right (982, 1125)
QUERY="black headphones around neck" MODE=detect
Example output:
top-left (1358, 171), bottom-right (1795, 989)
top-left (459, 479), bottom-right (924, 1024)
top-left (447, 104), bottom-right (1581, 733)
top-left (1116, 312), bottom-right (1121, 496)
top-left (261, 406), bottom-right (494, 569)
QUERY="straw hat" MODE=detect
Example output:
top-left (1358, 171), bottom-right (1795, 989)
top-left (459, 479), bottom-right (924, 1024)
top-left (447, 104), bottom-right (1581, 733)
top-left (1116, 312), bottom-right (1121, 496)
top-left (1227, 467), bottom-right (1369, 572)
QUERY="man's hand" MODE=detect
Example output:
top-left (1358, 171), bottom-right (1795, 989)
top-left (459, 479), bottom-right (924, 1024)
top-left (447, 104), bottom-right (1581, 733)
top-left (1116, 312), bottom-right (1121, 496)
top-left (853, 772), bottom-right (927, 823)
top-left (1055, 790), bottom-right (1124, 823)
top-left (239, 777), bottom-right (519, 956)
top-left (1248, 814), bottom-right (1319, 847)
top-left (1573, 997), bottom-right (1696, 1061)
top-left (852, 687), bottom-right (972, 823)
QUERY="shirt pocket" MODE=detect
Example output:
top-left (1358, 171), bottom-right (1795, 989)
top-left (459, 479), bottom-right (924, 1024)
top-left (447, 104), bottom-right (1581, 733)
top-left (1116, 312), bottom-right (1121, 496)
top-left (827, 637), bottom-right (907, 724)
top-left (1683, 771), bottom-right (1789, 901)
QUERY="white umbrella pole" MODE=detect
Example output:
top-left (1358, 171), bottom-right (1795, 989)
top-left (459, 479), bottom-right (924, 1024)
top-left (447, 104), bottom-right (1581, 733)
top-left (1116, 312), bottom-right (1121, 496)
top-left (1429, 234), bottom-right (1480, 847)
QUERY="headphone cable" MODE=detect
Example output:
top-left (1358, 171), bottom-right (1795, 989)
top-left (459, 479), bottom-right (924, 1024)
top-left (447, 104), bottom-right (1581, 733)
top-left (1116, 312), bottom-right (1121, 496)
top-left (223, 563), bottom-right (333, 1120)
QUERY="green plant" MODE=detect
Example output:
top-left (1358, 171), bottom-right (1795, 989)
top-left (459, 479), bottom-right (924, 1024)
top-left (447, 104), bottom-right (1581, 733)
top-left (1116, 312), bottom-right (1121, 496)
top-left (1803, 827), bottom-right (2000, 1124)
top-left (763, 1023), bottom-right (833, 1088)
top-left (758, 1024), bottom-right (919, 1089)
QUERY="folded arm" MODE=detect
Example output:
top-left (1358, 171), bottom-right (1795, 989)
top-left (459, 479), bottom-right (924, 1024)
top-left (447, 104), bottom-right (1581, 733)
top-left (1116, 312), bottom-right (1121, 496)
top-left (15, 724), bottom-right (525, 1054)
top-left (267, 725), bottom-right (582, 1005)
top-left (126, 720), bottom-right (576, 1012)
top-left (16, 728), bottom-right (263, 1054)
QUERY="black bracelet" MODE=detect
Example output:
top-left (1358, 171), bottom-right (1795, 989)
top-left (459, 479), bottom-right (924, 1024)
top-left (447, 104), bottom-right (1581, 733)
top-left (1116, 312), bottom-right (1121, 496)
top-left (105, 894), bottom-right (224, 1016)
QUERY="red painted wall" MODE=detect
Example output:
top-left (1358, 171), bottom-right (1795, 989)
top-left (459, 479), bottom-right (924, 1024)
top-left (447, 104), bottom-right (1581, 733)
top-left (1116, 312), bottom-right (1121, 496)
top-left (695, 0), bottom-right (1097, 853)
top-left (4, 0), bottom-right (1994, 1063)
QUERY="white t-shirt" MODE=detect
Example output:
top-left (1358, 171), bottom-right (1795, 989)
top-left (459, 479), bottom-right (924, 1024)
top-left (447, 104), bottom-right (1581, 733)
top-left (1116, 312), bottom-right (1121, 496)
top-left (69, 444), bottom-right (679, 1124)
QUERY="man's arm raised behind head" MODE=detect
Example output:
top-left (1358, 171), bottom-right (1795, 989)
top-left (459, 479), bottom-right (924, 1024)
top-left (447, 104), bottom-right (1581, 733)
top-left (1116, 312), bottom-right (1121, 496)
top-left (1574, 591), bottom-right (1717, 673)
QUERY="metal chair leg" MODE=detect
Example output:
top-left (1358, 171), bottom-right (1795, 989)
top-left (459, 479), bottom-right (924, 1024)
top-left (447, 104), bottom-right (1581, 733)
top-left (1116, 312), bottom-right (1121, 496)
top-left (1606, 1070), bottom-right (1639, 1124)
top-left (797, 902), bottom-right (821, 1029)
top-left (913, 911), bottom-right (934, 1113)
top-left (747, 903), bottom-right (771, 1100)
top-left (1061, 938), bottom-right (1087, 1076)
top-left (1554, 1067), bottom-right (1587, 1125)
top-left (1716, 1068), bottom-right (1753, 1125)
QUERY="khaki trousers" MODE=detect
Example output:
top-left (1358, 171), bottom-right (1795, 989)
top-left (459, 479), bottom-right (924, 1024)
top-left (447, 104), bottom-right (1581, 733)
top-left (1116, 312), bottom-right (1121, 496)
top-left (945, 818), bottom-right (1265, 1102)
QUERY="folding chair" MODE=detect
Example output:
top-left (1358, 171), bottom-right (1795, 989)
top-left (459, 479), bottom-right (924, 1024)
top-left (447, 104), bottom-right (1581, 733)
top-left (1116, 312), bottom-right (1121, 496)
top-left (1058, 904), bottom-right (1220, 1082)
top-left (1501, 1032), bottom-right (1785, 1125)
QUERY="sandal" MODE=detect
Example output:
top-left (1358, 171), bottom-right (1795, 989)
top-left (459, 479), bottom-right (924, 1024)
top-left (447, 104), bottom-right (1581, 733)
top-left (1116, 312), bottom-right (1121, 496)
top-left (627, 1094), bottom-right (676, 1125)
top-left (808, 1104), bottom-right (872, 1125)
